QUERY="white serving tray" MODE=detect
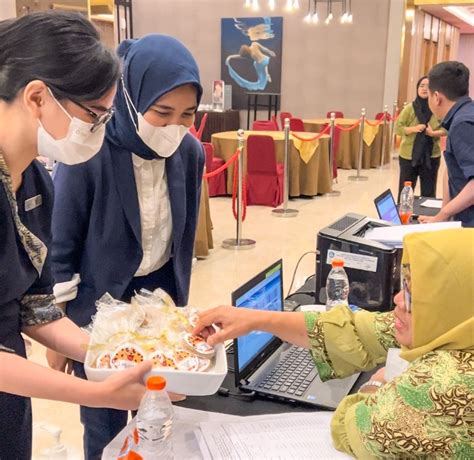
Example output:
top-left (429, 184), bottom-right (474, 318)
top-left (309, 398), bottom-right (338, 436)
top-left (84, 343), bottom-right (227, 396)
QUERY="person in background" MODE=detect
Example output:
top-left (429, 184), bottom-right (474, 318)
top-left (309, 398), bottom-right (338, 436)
top-left (395, 76), bottom-right (446, 200)
top-left (49, 35), bottom-right (204, 459)
top-left (419, 61), bottom-right (474, 227)
top-left (194, 229), bottom-right (473, 458)
top-left (0, 12), bottom-right (150, 460)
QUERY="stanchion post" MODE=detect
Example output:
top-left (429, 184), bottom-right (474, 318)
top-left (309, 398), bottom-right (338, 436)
top-left (222, 129), bottom-right (256, 250)
top-left (272, 118), bottom-right (298, 217)
top-left (391, 101), bottom-right (398, 159)
top-left (348, 108), bottom-right (368, 181)
top-left (379, 105), bottom-right (389, 169)
top-left (325, 112), bottom-right (341, 197)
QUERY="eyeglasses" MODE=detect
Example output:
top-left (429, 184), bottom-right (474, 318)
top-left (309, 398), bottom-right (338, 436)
top-left (70, 99), bottom-right (114, 133)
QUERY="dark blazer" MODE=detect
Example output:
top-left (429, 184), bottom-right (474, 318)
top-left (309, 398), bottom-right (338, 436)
top-left (51, 134), bottom-right (204, 327)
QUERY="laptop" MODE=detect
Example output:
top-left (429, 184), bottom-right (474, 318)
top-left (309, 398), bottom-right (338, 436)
top-left (231, 260), bottom-right (359, 410)
top-left (374, 189), bottom-right (402, 225)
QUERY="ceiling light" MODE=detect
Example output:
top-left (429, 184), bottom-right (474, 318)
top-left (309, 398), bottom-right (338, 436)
top-left (252, 0), bottom-right (260, 11)
top-left (285, 0), bottom-right (294, 12)
top-left (268, 0), bottom-right (276, 10)
top-left (444, 6), bottom-right (474, 27)
top-left (244, 0), bottom-right (251, 7)
top-left (312, 12), bottom-right (319, 23)
top-left (293, 0), bottom-right (300, 9)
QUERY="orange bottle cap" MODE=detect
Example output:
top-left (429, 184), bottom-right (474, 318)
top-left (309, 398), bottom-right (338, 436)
top-left (146, 376), bottom-right (166, 391)
top-left (331, 259), bottom-right (344, 268)
top-left (404, 181), bottom-right (412, 186)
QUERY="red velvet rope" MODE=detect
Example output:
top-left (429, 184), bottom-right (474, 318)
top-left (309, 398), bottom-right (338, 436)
top-left (231, 158), bottom-right (247, 221)
top-left (365, 117), bottom-right (386, 127)
top-left (203, 149), bottom-right (240, 179)
top-left (335, 119), bottom-right (361, 132)
top-left (290, 124), bottom-right (331, 141)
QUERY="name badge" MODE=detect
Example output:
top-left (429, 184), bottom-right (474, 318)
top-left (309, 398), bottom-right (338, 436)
top-left (24, 194), bottom-right (42, 212)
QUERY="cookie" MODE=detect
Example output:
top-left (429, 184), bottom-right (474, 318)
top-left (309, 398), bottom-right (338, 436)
top-left (150, 351), bottom-right (176, 369)
top-left (197, 358), bottom-right (211, 372)
top-left (173, 349), bottom-right (200, 372)
top-left (111, 343), bottom-right (144, 368)
top-left (96, 351), bottom-right (112, 369)
top-left (182, 333), bottom-right (215, 358)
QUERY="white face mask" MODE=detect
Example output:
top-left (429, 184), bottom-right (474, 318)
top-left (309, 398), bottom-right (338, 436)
top-left (123, 82), bottom-right (188, 158)
top-left (37, 89), bottom-right (106, 165)
top-left (137, 115), bottom-right (188, 158)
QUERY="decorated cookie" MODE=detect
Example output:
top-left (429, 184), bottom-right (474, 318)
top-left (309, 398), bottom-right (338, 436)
top-left (96, 352), bottom-right (112, 369)
top-left (173, 349), bottom-right (200, 372)
top-left (150, 351), bottom-right (176, 369)
top-left (182, 333), bottom-right (215, 358)
top-left (197, 358), bottom-right (211, 372)
top-left (111, 343), bottom-right (144, 368)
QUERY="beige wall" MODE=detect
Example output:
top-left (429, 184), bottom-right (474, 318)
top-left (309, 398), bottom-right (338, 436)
top-left (458, 34), bottom-right (474, 97)
top-left (0, 0), bottom-right (16, 20)
top-left (133, 0), bottom-right (391, 119)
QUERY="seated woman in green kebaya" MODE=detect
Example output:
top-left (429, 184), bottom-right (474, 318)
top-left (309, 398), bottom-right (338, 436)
top-left (194, 228), bottom-right (473, 458)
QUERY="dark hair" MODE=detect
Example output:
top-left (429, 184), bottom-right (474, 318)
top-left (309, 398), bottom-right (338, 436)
top-left (0, 11), bottom-right (120, 103)
top-left (428, 61), bottom-right (469, 101)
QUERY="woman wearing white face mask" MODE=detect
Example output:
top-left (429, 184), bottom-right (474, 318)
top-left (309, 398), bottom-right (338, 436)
top-left (49, 34), bottom-right (205, 459)
top-left (0, 12), bottom-right (152, 460)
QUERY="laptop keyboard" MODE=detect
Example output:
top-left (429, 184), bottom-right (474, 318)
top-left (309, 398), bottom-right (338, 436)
top-left (257, 347), bottom-right (316, 397)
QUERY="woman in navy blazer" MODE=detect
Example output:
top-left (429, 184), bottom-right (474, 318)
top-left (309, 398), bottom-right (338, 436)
top-left (50, 35), bottom-right (204, 459)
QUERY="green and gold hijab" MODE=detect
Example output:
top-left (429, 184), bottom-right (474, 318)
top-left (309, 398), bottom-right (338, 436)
top-left (399, 228), bottom-right (474, 361)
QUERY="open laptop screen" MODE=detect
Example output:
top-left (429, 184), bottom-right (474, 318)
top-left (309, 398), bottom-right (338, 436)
top-left (374, 189), bottom-right (402, 225)
top-left (232, 260), bottom-right (283, 373)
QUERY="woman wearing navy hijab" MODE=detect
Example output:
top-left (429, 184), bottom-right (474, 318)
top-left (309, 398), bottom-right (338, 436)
top-left (49, 35), bottom-right (205, 459)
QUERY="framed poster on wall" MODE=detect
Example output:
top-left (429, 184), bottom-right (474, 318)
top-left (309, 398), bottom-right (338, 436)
top-left (221, 17), bottom-right (283, 110)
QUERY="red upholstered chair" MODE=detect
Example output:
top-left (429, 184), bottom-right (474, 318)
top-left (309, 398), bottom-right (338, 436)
top-left (202, 142), bottom-right (227, 196)
top-left (326, 111), bottom-right (344, 118)
top-left (279, 111), bottom-right (293, 129)
top-left (375, 112), bottom-right (391, 121)
top-left (190, 113), bottom-right (209, 141)
top-left (246, 135), bottom-right (284, 207)
top-left (252, 119), bottom-right (278, 131)
top-left (196, 112), bottom-right (208, 140)
top-left (289, 117), bottom-right (305, 132)
top-left (271, 115), bottom-right (280, 130)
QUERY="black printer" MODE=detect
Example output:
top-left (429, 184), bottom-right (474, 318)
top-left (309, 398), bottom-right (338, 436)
top-left (316, 213), bottom-right (402, 312)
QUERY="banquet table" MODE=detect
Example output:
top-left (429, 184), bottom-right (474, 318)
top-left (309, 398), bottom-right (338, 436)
top-left (211, 130), bottom-right (332, 197)
top-left (304, 118), bottom-right (391, 170)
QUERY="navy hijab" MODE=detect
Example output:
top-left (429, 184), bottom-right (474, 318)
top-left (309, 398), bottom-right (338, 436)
top-left (107, 34), bottom-right (203, 160)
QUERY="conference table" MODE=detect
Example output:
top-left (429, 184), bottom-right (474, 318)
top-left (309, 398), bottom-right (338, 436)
top-left (211, 130), bottom-right (332, 197)
top-left (304, 118), bottom-right (391, 170)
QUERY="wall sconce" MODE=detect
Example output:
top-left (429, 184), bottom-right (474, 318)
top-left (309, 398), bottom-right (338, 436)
top-left (268, 0), bottom-right (276, 10)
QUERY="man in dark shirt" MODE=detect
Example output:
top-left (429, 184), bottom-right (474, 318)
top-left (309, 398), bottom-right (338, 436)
top-left (419, 61), bottom-right (474, 227)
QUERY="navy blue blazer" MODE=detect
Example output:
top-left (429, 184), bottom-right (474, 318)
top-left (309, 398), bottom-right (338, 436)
top-left (51, 134), bottom-right (204, 327)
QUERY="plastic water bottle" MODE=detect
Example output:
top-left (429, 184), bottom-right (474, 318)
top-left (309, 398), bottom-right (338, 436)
top-left (136, 376), bottom-right (174, 459)
top-left (399, 181), bottom-right (414, 225)
top-left (326, 259), bottom-right (349, 309)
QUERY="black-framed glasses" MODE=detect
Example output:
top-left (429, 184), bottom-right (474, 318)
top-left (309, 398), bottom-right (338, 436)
top-left (70, 99), bottom-right (114, 133)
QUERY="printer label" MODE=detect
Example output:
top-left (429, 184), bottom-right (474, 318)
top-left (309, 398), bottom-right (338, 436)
top-left (327, 250), bottom-right (378, 272)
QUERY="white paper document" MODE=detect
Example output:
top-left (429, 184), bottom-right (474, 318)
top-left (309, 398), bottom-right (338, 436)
top-left (420, 199), bottom-right (443, 209)
top-left (364, 221), bottom-right (461, 248)
top-left (199, 412), bottom-right (351, 459)
top-left (385, 348), bottom-right (410, 381)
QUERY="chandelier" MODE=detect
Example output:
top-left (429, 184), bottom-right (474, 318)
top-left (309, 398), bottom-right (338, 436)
top-left (244, 0), bottom-right (353, 24)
